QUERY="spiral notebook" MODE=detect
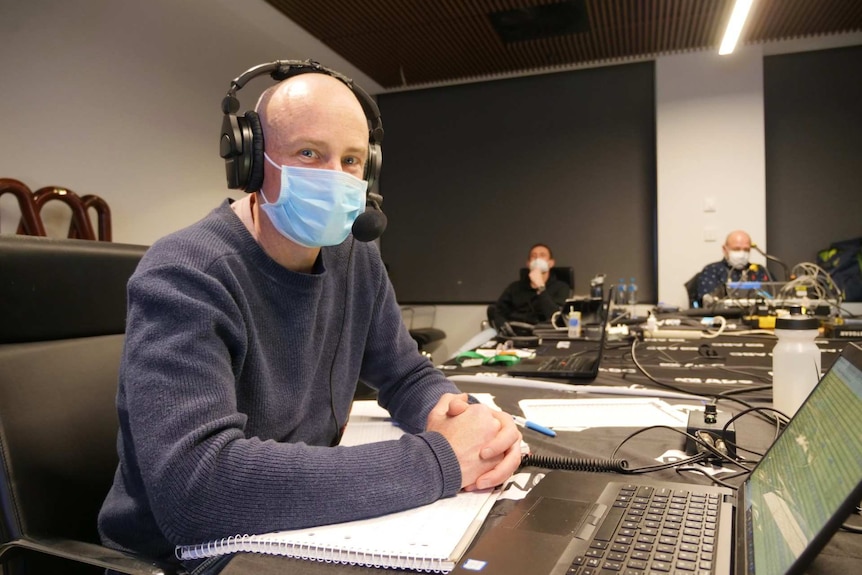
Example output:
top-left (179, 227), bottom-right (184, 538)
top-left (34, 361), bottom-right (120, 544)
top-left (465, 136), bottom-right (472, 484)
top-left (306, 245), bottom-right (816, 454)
top-left (175, 399), bottom-right (501, 573)
top-left (176, 488), bottom-right (498, 572)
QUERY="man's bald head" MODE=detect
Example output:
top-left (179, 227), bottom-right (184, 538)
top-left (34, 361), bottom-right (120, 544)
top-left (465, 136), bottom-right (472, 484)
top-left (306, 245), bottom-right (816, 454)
top-left (256, 73), bottom-right (368, 153)
top-left (724, 230), bottom-right (752, 252)
top-left (722, 229), bottom-right (754, 269)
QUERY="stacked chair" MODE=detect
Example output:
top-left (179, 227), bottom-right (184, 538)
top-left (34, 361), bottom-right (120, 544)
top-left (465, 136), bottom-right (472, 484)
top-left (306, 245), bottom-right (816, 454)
top-left (0, 178), bottom-right (111, 241)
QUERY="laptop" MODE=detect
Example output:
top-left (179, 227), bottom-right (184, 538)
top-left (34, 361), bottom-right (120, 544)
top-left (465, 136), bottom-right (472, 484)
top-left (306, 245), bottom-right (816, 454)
top-left (505, 288), bottom-right (613, 380)
top-left (453, 340), bottom-right (862, 575)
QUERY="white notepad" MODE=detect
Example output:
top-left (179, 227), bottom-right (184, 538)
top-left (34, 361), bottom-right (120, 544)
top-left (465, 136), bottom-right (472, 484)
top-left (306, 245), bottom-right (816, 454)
top-left (175, 398), bottom-right (502, 573)
top-left (175, 487), bottom-right (498, 572)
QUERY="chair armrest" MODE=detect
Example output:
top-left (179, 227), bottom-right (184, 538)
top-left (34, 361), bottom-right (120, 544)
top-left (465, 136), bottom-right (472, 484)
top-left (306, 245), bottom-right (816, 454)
top-left (0, 536), bottom-right (186, 575)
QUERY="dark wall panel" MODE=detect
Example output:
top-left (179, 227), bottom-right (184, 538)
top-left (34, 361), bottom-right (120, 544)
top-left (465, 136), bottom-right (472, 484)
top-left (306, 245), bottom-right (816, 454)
top-left (377, 62), bottom-right (656, 303)
top-left (765, 45), bottom-right (862, 273)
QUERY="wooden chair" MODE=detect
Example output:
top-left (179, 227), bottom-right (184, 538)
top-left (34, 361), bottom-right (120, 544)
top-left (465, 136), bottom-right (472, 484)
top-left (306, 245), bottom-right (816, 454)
top-left (80, 194), bottom-right (113, 241)
top-left (0, 178), bottom-right (46, 237)
top-left (29, 186), bottom-right (97, 240)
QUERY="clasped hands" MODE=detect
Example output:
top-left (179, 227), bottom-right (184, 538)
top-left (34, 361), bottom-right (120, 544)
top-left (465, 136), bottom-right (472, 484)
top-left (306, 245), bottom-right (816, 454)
top-left (426, 393), bottom-right (523, 491)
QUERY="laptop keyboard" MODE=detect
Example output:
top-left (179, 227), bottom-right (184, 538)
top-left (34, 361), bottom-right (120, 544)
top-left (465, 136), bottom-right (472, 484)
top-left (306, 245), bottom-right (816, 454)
top-left (569, 483), bottom-right (721, 575)
top-left (538, 354), bottom-right (593, 373)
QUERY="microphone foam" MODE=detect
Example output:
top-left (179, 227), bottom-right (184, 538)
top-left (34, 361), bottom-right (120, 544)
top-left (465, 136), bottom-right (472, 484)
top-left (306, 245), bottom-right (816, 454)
top-left (352, 209), bottom-right (388, 242)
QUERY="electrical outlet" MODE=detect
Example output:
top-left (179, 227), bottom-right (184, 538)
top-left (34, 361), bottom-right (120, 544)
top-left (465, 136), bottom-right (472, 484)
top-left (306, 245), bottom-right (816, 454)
top-left (704, 197), bottom-right (716, 212)
top-left (704, 226), bottom-right (717, 242)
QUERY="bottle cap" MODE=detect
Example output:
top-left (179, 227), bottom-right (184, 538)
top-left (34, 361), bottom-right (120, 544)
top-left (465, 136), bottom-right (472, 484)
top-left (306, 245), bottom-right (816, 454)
top-left (775, 315), bottom-right (819, 330)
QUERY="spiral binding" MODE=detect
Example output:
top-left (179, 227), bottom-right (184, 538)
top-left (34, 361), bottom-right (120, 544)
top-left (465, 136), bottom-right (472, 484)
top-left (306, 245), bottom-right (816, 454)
top-left (178, 535), bottom-right (448, 571)
top-left (520, 453), bottom-right (629, 473)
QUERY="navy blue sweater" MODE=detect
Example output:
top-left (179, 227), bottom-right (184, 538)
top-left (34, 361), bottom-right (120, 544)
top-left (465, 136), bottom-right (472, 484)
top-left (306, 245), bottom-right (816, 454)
top-left (98, 200), bottom-right (462, 570)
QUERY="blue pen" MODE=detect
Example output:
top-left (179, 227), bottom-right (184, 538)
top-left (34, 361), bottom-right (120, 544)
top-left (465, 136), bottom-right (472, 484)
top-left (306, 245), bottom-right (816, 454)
top-left (512, 415), bottom-right (556, 438)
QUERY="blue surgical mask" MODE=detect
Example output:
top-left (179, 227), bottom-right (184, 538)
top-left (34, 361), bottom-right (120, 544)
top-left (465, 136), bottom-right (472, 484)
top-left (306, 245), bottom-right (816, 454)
top-left (260, 154), bottom-right (367, 247)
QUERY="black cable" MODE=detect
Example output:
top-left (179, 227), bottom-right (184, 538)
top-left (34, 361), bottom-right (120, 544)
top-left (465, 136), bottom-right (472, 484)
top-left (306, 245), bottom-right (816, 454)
top-left (841, 506), bottom-right (862, 534)
top-left (716, 383), bottom-right (773, 396)
top-left (714, 366), bottom-right (773, 385)
top-left (714, 396), bottom-right (787, 432)
top-left (610, 425), bottom-right (747, 475)
top-left (520, 454), bottom-right (629, 473)
top-left (675, 466), bottom-right (746, 490)
top-left (721, 406), bottom-right (787, 460)
top-left (628, 339), bottom-right (707, 396)
top-left (634, 340), bottom-right (773, 397)
top-left (328, 237), bottom-right (356, 446)
top-left (721, 405), bottom-right (788, 433)
top-left (625, 451), bottom-right (713, 474)
top-left (626, 343), bottom-right (783, 467)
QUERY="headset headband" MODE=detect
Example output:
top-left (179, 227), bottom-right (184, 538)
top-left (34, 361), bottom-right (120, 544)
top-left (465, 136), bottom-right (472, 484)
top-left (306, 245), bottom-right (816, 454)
top-left (219, 59), bottom-right (384, 193)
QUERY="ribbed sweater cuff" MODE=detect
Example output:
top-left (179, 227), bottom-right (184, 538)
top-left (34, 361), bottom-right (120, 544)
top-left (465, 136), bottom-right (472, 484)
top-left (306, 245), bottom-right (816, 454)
top-left (420, 431), bottom-right (462, 497)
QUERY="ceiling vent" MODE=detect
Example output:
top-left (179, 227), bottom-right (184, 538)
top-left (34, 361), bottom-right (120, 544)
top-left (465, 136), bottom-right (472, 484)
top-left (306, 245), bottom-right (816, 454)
top-left (489, 0), bottom-right (590, 44)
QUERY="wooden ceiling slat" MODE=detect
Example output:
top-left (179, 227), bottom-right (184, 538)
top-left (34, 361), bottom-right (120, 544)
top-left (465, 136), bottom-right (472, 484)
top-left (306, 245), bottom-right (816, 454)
top-left (707, 1), bottom-right (728, 49)
top-left (648, 0), bottom-right (659, 54)
top-left (263, 0), bottom-right (862, 89)
top-left (669, 0), bottom-right (680, 51)
top-left (660, 0), bottom-right (673, 52)
top-left (637, 0), bottom-right (647, 56)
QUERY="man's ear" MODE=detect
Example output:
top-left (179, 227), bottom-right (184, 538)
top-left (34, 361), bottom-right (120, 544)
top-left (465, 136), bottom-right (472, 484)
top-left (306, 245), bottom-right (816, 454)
top-left (548, 258), bottom-right (555, 269)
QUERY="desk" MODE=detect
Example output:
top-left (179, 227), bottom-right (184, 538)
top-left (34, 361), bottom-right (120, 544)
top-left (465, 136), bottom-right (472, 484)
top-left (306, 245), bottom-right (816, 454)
top-left (444, 333), bottom-right (854, 400)
top-left (219, 371), bottom-right (862, 574)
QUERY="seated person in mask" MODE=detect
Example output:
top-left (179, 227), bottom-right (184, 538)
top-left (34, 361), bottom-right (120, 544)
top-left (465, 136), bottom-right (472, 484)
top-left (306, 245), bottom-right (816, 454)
top-left (97, 64), bottom-right (521, 574)
top-left (696, 230), bottom-right (771, 305)
top-left (491, 243), bottom-right (569, 329)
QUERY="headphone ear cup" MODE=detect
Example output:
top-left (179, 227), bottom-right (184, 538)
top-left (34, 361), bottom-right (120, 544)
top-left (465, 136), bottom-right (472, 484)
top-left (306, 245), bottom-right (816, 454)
top-left (365, 143), bottom-right (382, 191)
top-left (244, 111), bottom-right (265, 193)
top-left (220, 113), bottom-right (244, 190)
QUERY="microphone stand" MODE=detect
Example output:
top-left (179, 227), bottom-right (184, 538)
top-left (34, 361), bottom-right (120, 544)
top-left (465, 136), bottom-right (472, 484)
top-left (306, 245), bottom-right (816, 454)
top-left (751, 244), bottom-right (792, 281)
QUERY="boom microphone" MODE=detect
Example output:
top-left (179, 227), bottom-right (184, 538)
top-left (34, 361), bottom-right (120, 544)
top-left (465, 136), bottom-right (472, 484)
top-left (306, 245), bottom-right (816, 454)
top-left (352, 191), bottom-right (387, 242)
top-left (751, 242), bottom-right (792, 280)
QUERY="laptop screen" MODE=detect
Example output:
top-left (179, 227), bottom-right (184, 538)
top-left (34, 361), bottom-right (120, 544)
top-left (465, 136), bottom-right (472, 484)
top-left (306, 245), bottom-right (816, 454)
top-left (745, 341), bottom-right (862, 575)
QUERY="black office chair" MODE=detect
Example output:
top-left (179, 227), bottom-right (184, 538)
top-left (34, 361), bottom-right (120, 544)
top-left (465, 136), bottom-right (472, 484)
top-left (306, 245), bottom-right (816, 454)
top-left (684, 272), bottom-right (701, 308)
top-left (401, 306), bottom-right (447, 356)
top-left (0, 235), bottom-right (183, 575)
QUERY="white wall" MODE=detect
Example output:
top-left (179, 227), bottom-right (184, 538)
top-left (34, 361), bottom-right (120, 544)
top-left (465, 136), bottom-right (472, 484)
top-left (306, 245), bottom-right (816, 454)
top-left (0, 0), bottom-right (380, 245)
top-left (2, 1), bottom-right (860, 338)
top-left (655, 46), bottom-right (767, 308)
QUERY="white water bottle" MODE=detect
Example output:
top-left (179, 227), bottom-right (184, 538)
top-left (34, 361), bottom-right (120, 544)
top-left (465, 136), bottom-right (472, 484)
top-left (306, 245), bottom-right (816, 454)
top-left (772, 313), bottom-right (821, 417)
top-left (627, 277), bottom-right (638, 306)
top-left (616, 279), bottom-right (627, 305)
top-left (567, 310), bottom-right (582, 338)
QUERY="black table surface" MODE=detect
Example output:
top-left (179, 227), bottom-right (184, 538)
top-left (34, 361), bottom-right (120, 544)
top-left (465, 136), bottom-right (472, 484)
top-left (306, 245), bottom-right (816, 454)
top-left (220, 367), bottom-right (862, 575)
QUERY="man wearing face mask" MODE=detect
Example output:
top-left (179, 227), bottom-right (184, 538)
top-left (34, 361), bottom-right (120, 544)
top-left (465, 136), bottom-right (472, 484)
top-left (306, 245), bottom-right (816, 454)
top-left (696, 229), bottom-right (772, 305)
top-left (490, 243), bottom-right (570, 330)
top-left (98, 67), bottom-right (521, 574)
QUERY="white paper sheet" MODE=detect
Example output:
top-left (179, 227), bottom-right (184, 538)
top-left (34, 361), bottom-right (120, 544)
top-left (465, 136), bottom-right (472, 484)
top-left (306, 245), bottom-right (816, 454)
top-left (518, 397), bottom-right (689, 432)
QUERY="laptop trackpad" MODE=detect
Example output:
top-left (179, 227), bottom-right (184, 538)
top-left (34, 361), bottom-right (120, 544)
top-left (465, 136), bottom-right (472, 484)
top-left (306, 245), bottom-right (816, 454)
top-left (505, 496), bottom-right (591, 536)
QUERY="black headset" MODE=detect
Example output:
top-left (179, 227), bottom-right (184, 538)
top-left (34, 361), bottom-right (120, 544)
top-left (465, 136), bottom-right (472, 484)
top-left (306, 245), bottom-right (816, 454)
top-left (219, 59), bottom-right (387, 241)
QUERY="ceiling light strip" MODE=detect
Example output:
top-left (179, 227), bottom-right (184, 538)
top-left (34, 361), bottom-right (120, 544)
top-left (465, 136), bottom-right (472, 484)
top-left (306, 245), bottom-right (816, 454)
top-left (719, 0), bottom-right (754, 54)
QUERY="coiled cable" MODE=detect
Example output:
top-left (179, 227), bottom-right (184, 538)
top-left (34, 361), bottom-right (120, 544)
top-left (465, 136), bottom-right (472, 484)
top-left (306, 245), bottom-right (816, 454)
top-left (521, 454), bottom-right (629, 473)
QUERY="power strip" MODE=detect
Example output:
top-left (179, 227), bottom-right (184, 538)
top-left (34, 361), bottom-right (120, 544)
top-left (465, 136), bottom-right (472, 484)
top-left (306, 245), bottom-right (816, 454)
top-left (643, 329), bottom-right (703, 339)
